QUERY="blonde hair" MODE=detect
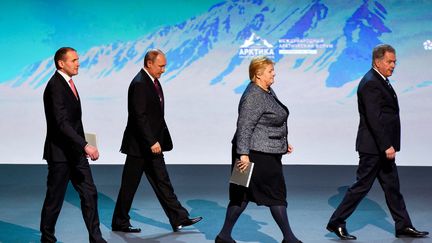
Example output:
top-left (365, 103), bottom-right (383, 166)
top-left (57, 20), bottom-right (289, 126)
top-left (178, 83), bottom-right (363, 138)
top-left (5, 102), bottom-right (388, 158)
top-left (249, 56), bottom-right (274, 82)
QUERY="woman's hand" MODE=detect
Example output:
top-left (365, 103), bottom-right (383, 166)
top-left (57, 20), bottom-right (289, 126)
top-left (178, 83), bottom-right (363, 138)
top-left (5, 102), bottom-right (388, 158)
top-left (287, 144), bottom-right (294, 154)
top-left (237, 155), bottom-right (251, 172)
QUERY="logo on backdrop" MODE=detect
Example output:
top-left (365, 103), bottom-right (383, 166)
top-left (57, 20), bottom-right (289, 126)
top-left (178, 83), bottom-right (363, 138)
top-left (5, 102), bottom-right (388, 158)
top-left (278, 38), bottom-right (334, 55)
top-left (424, 40), bottom-right (432, 50)
top-left (238, 33), bottom-right (335, 58)
top-left (238, 32), bottom-right (275, 58)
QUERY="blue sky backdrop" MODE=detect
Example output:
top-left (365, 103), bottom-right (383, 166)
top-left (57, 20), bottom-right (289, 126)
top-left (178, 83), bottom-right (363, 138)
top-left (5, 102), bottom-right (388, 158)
top-left (0, 0), bottom-right (221, 81)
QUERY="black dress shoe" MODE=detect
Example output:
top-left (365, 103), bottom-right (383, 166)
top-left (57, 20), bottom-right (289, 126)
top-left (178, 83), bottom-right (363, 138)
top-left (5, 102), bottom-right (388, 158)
top-left (281, 240), bottom-right (302, 243)
top-left (173, 216), bottom-right (203, 232)
top-left (326, 224), bottom-right (357, 240)
top-left (112, 225), bottom-right (141, 233)
top-left (215, 235), bottom-right (236, 243)
top-left (396, 227), bottom-right (429, 238)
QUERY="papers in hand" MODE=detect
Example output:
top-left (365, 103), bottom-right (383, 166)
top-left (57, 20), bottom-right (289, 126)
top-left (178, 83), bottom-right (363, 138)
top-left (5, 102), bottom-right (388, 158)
top-left (85, 133), bottom-right (97, 148)
top-left (229, 159), bottom-right (254, 187)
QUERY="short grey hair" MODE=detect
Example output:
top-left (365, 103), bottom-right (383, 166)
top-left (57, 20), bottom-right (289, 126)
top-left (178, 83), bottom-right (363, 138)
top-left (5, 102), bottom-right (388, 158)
top-left (144, 49), bottom-right (164, 67)
top-left (372, 44), bottom-right (395, 66)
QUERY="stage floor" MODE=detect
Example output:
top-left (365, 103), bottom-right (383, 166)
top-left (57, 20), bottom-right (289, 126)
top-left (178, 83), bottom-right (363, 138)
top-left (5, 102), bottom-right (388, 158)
top-left (0, 164), bottom-right (431, 243)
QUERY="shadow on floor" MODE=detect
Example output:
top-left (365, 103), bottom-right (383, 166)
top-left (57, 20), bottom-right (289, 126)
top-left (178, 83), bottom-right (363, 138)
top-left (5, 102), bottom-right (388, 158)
top-left (327, 185), bottom-right (394, 237)
top-left (64, 184), bottom-right (172, 231)
top-left (187, 199), bottom-right (279, 243)
top-left (0, 220), bottom-right (40, 243)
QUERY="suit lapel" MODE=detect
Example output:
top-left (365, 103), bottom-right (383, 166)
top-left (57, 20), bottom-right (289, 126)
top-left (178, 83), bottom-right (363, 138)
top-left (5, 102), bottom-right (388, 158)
top-left (371, 70), bottom-right (397, 99)
top-left (55, 73), bottom-right (77, 99)
top-left (382, 78), bottom-right (398, 103)
top-left (371, 69), bottom-right (399, 109)
top-left (269, 88), bottom-right (289, 113)
top-left (55, 72), bottom-right (81, 106)
top-left (141, 69), bottom-right (163, 112)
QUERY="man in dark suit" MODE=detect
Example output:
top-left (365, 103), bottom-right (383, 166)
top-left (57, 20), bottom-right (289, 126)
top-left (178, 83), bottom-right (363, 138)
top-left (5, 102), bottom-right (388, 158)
top-left (326, 44), bottom-right (429, 240)
top-left (111, 49), bottom-right (202, 233)
top-left (41, 47), bottom-right (106, 243)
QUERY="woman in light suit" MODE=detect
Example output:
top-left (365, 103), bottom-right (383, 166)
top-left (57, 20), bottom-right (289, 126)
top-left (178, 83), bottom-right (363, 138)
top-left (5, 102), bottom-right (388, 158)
top-left (215, 56), bottom-right (302, 243)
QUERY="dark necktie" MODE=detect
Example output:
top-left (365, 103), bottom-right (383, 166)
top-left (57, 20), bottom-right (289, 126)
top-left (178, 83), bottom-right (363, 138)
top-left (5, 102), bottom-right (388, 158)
top-left (154, 79), bottom-right (164, 108)
top-left (69, 79), bottom-right (78, 99)
top-left (385, 78), bottom-right (397, 98)
top-left (385, 78), bottom-right (393, 89)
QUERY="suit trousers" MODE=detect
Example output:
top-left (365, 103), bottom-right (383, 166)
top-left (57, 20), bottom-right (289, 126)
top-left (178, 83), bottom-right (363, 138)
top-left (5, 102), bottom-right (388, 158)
top-left (112, 153), bottom-right (189, 228)
top-left (40, 157), bottom-right (104, 243)
top-left (328, 152), bottom-right (412, 230)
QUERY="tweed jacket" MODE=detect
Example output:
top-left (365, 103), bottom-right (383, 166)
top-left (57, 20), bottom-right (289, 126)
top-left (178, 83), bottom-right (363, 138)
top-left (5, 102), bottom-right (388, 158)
top-left (234, 82), bottom-right (289, 155)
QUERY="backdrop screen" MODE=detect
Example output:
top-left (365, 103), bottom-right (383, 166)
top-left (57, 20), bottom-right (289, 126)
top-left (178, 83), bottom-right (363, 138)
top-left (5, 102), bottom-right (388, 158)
top-left (1, 0), bottom-right (431, 165)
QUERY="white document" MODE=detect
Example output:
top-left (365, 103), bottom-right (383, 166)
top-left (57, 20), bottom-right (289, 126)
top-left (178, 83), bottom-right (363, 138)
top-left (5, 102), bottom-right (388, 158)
top-left (85, 133), bottom-right (97, 148)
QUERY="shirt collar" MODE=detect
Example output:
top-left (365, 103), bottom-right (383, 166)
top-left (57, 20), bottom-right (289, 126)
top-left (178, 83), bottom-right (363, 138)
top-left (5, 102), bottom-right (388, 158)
top-left (373, 67), bottom-right (387, 81)
top-left (142, 67), bottom-right (155, 83)
top-left (57, 70), bottom-right (72, 83)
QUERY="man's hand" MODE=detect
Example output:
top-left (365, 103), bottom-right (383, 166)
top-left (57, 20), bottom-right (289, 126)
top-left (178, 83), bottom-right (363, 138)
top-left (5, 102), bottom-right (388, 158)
top-left (85, 144), bottom-right (99, 161)
top-left (151, 142), bottom-right (162, 154)
top-left (385, 146), bottom-right (396, 160)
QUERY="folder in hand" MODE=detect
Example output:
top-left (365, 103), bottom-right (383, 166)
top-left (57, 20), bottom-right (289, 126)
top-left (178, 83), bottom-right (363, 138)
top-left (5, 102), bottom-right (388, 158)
top-left (85, 133), bottom-right (97, 148)
top-left (229, 159), bottom-right (254, 187)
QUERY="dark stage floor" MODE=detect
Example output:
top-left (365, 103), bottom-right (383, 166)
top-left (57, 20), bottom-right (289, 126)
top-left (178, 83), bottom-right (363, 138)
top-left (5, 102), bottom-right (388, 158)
top-left (0, 164), bottom-right (431, 243)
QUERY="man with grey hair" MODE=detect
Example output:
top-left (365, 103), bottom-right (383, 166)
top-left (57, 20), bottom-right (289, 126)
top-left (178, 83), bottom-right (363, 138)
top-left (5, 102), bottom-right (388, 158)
top-left (326, 44), bottom-right (429, 240)
top-left (111, 49), bottom-right (202, 233)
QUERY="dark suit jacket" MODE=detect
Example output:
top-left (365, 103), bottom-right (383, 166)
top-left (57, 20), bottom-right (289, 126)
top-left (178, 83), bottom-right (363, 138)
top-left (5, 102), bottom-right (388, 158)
top-left (356, 68), bottom-right (400, 154)
top-left (120, 69), bottom-right (173, 157)
top-left (43, 71), bottom-right (87, 162)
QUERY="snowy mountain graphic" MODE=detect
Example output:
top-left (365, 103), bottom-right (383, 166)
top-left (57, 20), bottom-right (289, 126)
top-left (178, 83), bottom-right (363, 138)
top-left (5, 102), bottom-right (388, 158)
top-left (1, 0), bottom-right (431, 165)
top-left (1, 0), bottom-right (405, 90)
top-left (323, 1), bottom-right (391, 87)
top-left (240, 32), bottom-right (274, 48)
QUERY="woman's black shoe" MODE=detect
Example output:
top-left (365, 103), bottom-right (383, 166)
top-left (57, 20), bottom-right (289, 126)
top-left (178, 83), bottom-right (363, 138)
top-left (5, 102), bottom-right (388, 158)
top-left (215, 235), bottom-right (236, 243)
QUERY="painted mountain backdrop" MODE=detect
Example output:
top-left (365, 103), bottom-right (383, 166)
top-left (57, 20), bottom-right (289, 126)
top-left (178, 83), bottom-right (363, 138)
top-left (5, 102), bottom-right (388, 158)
top-left (1, 0), bottom-right (431, 165)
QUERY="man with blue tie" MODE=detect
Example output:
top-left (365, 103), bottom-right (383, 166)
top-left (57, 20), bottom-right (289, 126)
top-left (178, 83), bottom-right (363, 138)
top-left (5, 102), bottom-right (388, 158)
top-left (326, 44), bottom-right (429, 240)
